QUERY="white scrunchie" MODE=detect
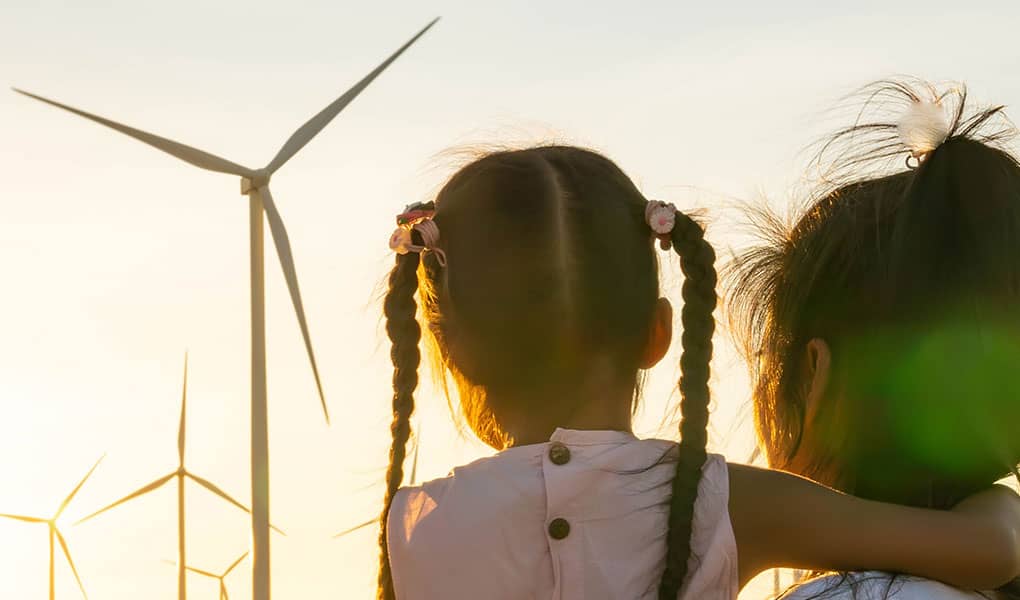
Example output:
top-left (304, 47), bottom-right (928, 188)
top-left (898, 99), bottom-right (950, 162)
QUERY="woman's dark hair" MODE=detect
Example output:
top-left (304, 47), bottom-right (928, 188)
top-left (727, 80), bottom-right (1020, 596)
top-left (376, 146), bottom-right (717, 599)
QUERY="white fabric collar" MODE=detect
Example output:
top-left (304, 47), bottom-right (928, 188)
top-left (548, 427), bottom-right (638, 445)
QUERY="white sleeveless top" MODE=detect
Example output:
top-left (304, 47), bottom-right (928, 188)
top-left (387, 428), bottom-right (738, 599)
top-left (784, 572), bottom-right (988, 599)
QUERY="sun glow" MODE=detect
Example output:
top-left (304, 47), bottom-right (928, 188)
top-left (4, 2), bottom-right (1020, 600)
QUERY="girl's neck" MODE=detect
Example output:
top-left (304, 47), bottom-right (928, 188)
top-left (496, 381), bottom-right (635, 447)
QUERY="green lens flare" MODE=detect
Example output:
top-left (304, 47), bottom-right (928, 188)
top-left (845, 320), bottom-right (1020, 485)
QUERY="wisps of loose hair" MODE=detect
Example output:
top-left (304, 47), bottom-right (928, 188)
top-left (812, 77), bottom-right (1014, 192)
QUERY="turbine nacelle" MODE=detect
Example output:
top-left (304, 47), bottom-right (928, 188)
top-left (241, 169), bottom-right (272, 195)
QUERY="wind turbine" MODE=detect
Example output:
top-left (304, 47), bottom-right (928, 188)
top-left (76, 354), bottom-right (278, 600)
top-left (165, 552), bottom-right (248, 600)
top-left (0, 455), bottom-right (103, 600)
top-left (14, 18), bottom-right (438, 600)
top-left (333, 427), bottom-right (420, 539)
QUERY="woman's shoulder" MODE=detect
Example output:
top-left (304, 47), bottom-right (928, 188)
top-left (784, 572), bottom-right (987, 600)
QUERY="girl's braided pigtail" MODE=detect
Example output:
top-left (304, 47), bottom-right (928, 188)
top-left (376, 250), bottom-right (422, 600)
top-left (656, 209), bottom-right (717, 599)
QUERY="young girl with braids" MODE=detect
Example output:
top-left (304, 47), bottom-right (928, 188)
top-left (377, 145), bottom-right (1020, 599)
top-left (727, 80), bottom-right (1020, 599)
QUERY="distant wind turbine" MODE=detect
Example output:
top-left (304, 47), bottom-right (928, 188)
top-left (333, 427), bottom-right (421, 539)
top-left (13, 18), bottom-right (438, 600)
top-left (165, 552), bottom-right (248, 600)
top-left (0, 455), bottom-right (103, 600)
top-left (76, 354), bottom-right (278, 600)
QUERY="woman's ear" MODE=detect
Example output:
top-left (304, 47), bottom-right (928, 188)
top-left (803, 338), bottom-right (832, 427)
top-left (640, 298), bottom-right (673, 369)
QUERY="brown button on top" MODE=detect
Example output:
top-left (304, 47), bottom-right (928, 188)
top-left (548, 442), bottom-right (571, 465)
top-left (548, 517), bottom-right (570, 540)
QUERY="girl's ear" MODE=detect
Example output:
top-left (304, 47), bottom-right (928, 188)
top-left (803, 338), bottom-right (832, 427)
top-left (640, 298), bottom-right (673, 369)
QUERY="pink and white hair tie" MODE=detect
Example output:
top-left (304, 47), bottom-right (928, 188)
top-left (389, 203), bottom-right (447, 266)
top-left (645, 200), bottom-right (677, 250)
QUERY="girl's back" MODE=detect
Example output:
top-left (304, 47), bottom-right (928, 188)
top-left (387, 430), bottom-right (737, 599)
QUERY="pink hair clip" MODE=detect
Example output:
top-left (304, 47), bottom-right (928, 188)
top-left (645, 200), bottom-right (676, 250)
top-left (389, 203), bottom-right (447, 266)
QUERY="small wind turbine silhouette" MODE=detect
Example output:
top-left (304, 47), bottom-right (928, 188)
top-left (14, 19), bottom-right (438, 600)
top-left (165, 552), bottom-right (248, 600)
top-left (332, 428), bottom-right (421, 539)
top-left (76, 355), bottom-right (274, 600)
top-left (0, 455), bottom-right (103, 600)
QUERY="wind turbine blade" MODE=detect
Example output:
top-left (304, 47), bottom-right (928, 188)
top-left (178, 353), bottom-right (188, 468)
top-left (410, 428), bottom-right (421, 485)
top-left (185, 473), bottom-right (288, 536)
top-left (162, 558), bottom-right (217, 579)
top-left (185, 472), bottom-right (249, 513)
top-left (224, 551), bottom-right (248, 576)
top-left (332, 517), bottom-right (378, 539)
top-left (74, 473), bottom-right (174, 525)
top-left (222, 585), bottom-right (229, 600)
top-left (12, 88), bottom-right (254, 178)
top-left (265, 18), bottom-right (439, 174)
top-left (58, 454), bottom-right (105, 519)
top-left (184, 565), bottom-right (219, 579)
top-left (0, 513), bottom-right (46, 523)
top-left (55, 531), bottom-right (87, 600)
top-left (259, 187), bottom-right (328, 423)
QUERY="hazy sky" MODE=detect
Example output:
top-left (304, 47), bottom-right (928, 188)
top-left (2, 1), bottom-right (1020, 599)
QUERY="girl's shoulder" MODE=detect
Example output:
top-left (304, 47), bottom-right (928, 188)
top-left (784, 572), bottom-right (988, 600)
top-left (391, 429), bottom-right (728, 516)
top-left (391, 439), bottom-right (548, 523)
top-left (388, 430), bottom-right (672, 525)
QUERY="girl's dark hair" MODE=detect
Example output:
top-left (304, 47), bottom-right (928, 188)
top-left (376, 146), bottom-right (717, 599)
top-left (727, 80), bottom-right (1020, 597)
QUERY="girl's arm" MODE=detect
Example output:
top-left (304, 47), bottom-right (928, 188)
top-left (728, 463), bottom-right (1020, 590)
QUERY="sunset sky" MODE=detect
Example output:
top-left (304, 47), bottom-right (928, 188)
top-left (2, 1), bottom-right (1020, 599)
